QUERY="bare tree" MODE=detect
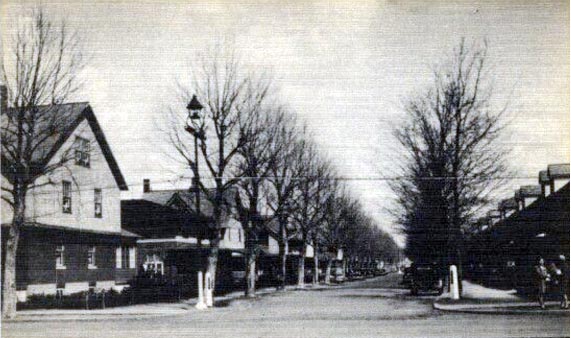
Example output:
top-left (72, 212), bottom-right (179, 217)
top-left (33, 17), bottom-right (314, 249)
top-left (309, 163), bottom-right (335, 286)
top-left (0, 7), bottom-right (85, 319)
top-left (234, 103), bottom-right (284, 297)
top-left (321, 189), bottom-right (353, 284)
top-left (290, 145), bottom-right (333, 287)
top-left (390, 39), bottom-right (509, 294)
top-left (166, 53), bottom-right (271, 297)
top-left (264, 114), bottom-right (304, 290)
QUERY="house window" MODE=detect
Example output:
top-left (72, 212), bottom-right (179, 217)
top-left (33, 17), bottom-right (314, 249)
top-left (87, 246), bottom-right (97, 269)
top-left (94, 189), bottom-right (102, 218)
top-left (129, 247), bottom-right (136, 269)
top-left (121, 246), bottom-right (129, 269)
top-left (56, 245), bottom-right (66, 269)
top-left (75, 137), bottom-right (90, 167)
top-left (144, 254), bottom-right (164, 275)
top-left (117, 246), bottom-right (137, 269)
top-left (62, 181), bottom-right (72, 213)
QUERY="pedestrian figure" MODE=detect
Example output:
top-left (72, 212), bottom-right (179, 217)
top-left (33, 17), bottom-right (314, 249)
top-left (558, 255), bottom-right (569, 309)
top-left (535, 257), bottom-right (550, 309)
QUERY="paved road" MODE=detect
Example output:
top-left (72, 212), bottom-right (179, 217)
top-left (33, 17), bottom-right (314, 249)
top-left (3, 274), bottom-right (569, 338)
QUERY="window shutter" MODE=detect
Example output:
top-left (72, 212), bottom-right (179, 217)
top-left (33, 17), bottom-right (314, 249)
top-left (129, 247), bottom-right (136, 269)
top-left (116, 247), bottom-right (122, 269)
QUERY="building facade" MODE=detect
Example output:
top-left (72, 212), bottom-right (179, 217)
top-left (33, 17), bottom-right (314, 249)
top-left (121, 182), bottom-right (245, 293)
top-left (1, 102), bottom-right (137, 301)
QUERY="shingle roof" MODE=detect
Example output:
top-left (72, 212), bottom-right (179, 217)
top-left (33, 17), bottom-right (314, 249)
top-left (139, 188), bottom-right (235, 218)
top-left (499, 198), bottom-right (518, 210)
top-left (491, 183), bottom-right (569, 239)
top-left (6, 103), bottom-right (88, 162)
top-left (2, 103), bottom-right (127, 190)
top-left (548, 163), bottom-right (570, 179)
top-left (519, 185), bottom-right (542, 198)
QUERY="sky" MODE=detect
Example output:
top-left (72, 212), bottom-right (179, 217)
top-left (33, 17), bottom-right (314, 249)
top-left (2, 0), bottom-right (569, 246)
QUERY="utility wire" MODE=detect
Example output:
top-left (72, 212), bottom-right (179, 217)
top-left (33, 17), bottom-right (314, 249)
top-left (4, 175), bottom-right (546, 196)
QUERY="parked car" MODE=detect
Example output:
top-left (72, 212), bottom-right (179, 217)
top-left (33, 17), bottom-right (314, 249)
top-left (409, 262), bottom-right (444, 296)
top-left (331, 261), bottom-right (345, 283)
top-left (401, 267), bottom-right (413, 286)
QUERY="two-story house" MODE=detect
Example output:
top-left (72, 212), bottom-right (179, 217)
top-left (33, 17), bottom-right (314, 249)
top-left (1, 101), bottom-right (137, 301)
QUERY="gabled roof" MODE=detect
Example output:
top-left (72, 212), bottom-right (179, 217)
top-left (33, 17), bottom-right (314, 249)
top-left (519, 185), bottom-right (541, 198)
top-left (491, 183), bottom-right (569, 238)
top-left (139, 187), bottom-right (236, 218)
top-left (3, 103), bottom-right (128, 190)
top-left (548, 163), bottom-right (570, 179)
top-left (121, 199), bottom-right (210, 239)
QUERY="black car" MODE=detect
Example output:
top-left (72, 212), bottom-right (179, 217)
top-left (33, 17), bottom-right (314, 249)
top-left (401, 267), bottom-right (413, 286)
top-left (409, 263), bottom-right (444, 296)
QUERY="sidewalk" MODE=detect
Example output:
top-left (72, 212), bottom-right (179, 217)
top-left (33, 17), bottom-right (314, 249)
top-left (433, 280), bottom-right (570, 315)
top-left (11, 302), bottom-right (195, 322)
top-left (9, 281), bottom-right (347, 322)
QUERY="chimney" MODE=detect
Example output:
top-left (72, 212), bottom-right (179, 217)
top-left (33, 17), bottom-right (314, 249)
top-left (539, 170), bottom-right (549, 197)
top-left (0, 84), bottom-right (7, 113)
top-left (143, 179), bottom-right (150, 193)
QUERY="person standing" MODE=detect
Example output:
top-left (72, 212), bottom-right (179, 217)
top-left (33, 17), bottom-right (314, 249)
top-left (558, 255), bottom-right (569, 309)
top-left (535, 257), bottom-right (550, 309)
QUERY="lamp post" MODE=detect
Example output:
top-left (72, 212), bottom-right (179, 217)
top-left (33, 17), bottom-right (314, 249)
top-left (186, 95), bottom-right (204, 215)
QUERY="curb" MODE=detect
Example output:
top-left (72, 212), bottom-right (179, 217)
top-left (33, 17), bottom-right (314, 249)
top-left (433, 301), bottom-right (570, 315)
top-left (7, 276), bottom-right (381, 322)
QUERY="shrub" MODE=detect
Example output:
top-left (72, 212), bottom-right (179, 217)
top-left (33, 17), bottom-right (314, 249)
top-left (17, 288), bottom-right (134, 310)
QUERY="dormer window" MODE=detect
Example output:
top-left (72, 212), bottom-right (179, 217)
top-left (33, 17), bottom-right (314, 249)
top-left (75, 137), bottom-right (90, 167)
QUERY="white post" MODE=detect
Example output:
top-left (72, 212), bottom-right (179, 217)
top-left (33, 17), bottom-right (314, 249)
top-left (195, 271), bottom-right (207, 310)
top-left (450, 265), bottom-right (460, 300)
top-left (205, 272), bottom-right (213, 307)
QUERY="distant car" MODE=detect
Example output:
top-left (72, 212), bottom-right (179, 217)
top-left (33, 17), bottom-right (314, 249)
top-left (401, 267), bottom-right (413, 286)
top-left (331, 261), bottom-right (345, 283)
top-left (409, 263), bottom-right (444, 296)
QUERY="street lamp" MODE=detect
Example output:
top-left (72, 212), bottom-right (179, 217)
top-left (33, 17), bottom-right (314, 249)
top-left (186, 95), bottom-right (204, 214)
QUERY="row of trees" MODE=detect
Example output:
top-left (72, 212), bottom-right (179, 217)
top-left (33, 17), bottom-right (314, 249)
top-left (166, 52), bottom-right (398, 297)
top-left (0, 7), bottom-right (399, 319)
top-left (389, 39), bottom-right (509, 293)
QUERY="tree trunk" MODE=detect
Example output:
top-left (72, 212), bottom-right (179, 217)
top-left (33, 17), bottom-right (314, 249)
top-left (312, 244), bottom-right (319, 286)
top-left (3, 188), bottom-right (25, 319)
top-left (456, 246), bottom-right (463, 296)
top-left (206, 233), bottom-right (220, 300)
top-left (245, 246), bottom-right (256, 298)
top-left (297, 244), bottom-right (306, 288)
top-left (278, 239), bottom-right (288, 290)
top-left (325, 258), bottom-right (333, 285)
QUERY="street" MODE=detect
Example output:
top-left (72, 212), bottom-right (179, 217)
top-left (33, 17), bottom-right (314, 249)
top-left (3, 274), bottom-right (568, 338)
